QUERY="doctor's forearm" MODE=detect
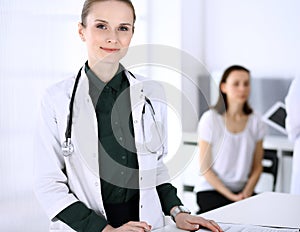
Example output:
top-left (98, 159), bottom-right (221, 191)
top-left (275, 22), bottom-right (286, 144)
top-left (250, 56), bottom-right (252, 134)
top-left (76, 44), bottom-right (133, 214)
top-left (156, 183), bottom-right (182, 215)
top-left (56, 201), bottom-right (108, 231)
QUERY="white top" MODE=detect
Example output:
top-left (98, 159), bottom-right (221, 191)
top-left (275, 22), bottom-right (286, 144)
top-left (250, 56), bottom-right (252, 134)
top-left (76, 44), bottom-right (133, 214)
top-left (285, 77), bottom-right (300, 194)
top-left (194, 109), bottom-right (266, 192)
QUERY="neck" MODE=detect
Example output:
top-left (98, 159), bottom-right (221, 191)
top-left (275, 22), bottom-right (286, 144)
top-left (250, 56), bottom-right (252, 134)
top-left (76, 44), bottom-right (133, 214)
top-left (225, 103), bottom-right (244, 118)
top-left (88, 61), bottom-right (119, 83)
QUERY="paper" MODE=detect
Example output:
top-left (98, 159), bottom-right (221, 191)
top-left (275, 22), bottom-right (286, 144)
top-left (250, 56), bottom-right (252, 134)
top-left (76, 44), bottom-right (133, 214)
top-left (198, 223), bottom-right (299, 232)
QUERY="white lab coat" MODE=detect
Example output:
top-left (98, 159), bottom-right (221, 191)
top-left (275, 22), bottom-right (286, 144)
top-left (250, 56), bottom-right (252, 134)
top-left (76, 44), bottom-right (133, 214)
top-left (285, 77), bottom-right (300, 194)
top-left (34, 67), bottom-right (171, 231)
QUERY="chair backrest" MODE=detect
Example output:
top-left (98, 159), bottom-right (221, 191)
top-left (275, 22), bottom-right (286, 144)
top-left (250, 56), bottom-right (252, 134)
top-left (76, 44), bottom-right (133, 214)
top-left (262, 149), bottom-right (279, 191)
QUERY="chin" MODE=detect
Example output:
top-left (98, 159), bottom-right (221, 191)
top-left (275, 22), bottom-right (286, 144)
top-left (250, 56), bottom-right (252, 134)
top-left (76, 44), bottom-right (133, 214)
top-left (240, 99), bottom-right (248, 105)
top-left (101, 52), bottom-right (126, 64)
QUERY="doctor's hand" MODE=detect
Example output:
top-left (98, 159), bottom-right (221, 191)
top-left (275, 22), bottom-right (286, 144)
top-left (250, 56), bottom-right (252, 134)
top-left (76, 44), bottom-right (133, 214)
top-left (102, 221), bottom-right (152, 232)
top-left (175, 213), bottom-right (223, 232)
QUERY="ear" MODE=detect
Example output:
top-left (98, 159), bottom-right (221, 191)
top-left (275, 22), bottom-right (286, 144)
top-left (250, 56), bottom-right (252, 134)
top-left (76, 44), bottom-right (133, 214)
top-left (220, 82), bottom-right (227, 94)
top-left (78, 22), bottom-right (86, 42)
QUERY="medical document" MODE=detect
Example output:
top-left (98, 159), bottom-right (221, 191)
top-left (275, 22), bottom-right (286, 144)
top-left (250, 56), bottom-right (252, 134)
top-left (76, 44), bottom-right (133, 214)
top-left (198, 223), bottom-right (299, 232)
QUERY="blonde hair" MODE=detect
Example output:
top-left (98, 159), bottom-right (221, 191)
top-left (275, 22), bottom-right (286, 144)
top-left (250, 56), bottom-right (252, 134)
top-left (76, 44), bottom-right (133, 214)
top-left (81, 0), bottom-right (136, 27)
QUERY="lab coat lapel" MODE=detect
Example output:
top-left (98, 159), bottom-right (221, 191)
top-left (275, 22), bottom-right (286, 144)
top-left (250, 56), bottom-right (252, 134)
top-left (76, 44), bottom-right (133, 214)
top-left (72, 69), bottom-right (100, 177)
top-left (126, 71), bottom-right (145, 153)
top-left (126, 71), bottom-right (158, 189)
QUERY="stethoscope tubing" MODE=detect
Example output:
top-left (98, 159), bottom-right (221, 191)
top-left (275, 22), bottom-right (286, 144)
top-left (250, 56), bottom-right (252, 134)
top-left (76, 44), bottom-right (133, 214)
top-left (62, 67), bottom-right (164, 156)
top-left (62, 67), bottom-right (82, 157)
top-left (141, 97), bottom-right (164, 154)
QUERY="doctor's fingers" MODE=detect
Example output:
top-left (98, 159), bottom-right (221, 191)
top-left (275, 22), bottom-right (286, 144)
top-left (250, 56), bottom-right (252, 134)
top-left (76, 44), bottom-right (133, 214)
top-left (195, 218), bottom-right (223, 232)
top-left (117, 221), bottom-right (152, 232)
top-left (179, 215), bottom-right (223, 232)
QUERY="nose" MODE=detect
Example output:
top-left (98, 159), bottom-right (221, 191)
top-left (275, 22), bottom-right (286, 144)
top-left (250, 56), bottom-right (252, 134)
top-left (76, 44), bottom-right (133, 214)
top-left (239, 85), bottom-right (250, 96)
top-left (106, 30), bottom-right (118, 44)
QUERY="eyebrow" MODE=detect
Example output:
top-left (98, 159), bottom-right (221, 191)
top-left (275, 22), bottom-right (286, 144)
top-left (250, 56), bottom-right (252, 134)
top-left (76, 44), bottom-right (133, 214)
top-left (94, 19), bottom-right (132, 27)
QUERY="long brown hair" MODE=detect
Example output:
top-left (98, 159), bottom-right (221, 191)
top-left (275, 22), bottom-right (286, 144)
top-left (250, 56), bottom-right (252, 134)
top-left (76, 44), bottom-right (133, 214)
top-left (213, 65), bottom-right (253, 115)
top-left (81, 0), bottom-right (136, 29)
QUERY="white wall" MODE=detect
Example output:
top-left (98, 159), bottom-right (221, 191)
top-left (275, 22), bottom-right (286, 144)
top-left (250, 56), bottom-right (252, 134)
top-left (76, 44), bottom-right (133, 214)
top-left (0, 1), bottom-right (84, 230)
top-left (203, 0), bottom-right (300, 77)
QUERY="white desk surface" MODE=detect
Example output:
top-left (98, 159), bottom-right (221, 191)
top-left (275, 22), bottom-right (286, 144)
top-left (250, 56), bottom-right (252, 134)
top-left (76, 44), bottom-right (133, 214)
top-left (152, 217), bottom-right (184, 232)
top-left (153, 217), bottom-right (216, 232)
top-left (153, 193), bottom-right (300, 232)
top-left (200, 192), bottom-right (300, 229)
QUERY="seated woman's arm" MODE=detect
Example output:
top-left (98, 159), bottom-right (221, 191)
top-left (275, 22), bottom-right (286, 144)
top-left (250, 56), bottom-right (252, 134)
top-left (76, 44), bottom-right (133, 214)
top-left (199, 140), bottom-right (243, 202)
top-left (241, 140), bottom-right (264, 198)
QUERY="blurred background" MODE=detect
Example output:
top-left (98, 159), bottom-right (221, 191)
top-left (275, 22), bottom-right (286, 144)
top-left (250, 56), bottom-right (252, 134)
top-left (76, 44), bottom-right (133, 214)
top-left (1, 0), bottom-right (299, 230)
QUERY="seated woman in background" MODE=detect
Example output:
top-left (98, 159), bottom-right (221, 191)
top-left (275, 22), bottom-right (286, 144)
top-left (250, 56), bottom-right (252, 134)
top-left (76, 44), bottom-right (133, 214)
top-left (194, 65), bottom-right (266, 214)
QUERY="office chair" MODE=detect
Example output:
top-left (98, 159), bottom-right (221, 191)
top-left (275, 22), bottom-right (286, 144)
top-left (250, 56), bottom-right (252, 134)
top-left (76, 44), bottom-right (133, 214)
top-left (262, 149), bottom-right (279, 192)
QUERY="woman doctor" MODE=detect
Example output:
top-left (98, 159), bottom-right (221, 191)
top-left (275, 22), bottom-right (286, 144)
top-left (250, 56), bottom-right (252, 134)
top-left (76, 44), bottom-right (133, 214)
top-left (34, 0), bottom-right (222, 231)
top-left (285, 77), bottom-right (300, 195)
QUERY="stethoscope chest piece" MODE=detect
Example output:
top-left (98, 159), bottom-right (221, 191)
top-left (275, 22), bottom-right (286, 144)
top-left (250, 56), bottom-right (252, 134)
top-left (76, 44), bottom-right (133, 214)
top-left (62, 139), bottom-right (74, 157)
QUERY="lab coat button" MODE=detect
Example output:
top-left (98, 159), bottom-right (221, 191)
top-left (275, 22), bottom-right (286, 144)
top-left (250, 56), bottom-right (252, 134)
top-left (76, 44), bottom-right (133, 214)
top-left (95, 182), bottom-right (99, 186)
top-left (134, 120), bottom-right (138, 124)
top-left (140, 205), bottom-right (143, 208)
top-left (140, 177), bottom-right (143, 181)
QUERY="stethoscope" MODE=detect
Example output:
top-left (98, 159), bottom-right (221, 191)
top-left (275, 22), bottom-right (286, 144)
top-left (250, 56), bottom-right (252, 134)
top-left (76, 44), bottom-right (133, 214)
top-left (62, 67), bottom-right (164, 157)
top-left (141, 96), bottom-right (165, 155)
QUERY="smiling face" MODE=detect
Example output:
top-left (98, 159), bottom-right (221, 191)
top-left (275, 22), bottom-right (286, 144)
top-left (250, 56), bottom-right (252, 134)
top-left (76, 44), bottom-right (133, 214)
top-left (78, 0), bottom-right (134, 67)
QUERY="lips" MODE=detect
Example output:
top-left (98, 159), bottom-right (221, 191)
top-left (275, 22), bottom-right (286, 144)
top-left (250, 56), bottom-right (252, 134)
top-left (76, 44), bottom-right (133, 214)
top-left (100, 47), bottom-right (120, 53)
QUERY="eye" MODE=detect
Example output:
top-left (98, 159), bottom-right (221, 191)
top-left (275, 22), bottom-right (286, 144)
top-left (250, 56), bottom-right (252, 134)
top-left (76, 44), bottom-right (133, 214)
top-left (96, 24), bottom-right (107, 30)
top-left (233, 81), bottom-right (239, 86)
top-left (118, 26), bottom-right (129, 31)
top-left (244, 81), bottom-right (250, 87)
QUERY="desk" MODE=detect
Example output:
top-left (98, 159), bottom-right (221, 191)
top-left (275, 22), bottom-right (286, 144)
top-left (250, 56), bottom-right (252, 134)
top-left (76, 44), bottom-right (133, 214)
top-left (152, 216), bottom-right (222, 232)
top-left (152, 217), bottom-right (184, 232)
top-left (200, 192), bottom-right (300, 229)
top-left (153, 193), bottom-right (300, 231)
